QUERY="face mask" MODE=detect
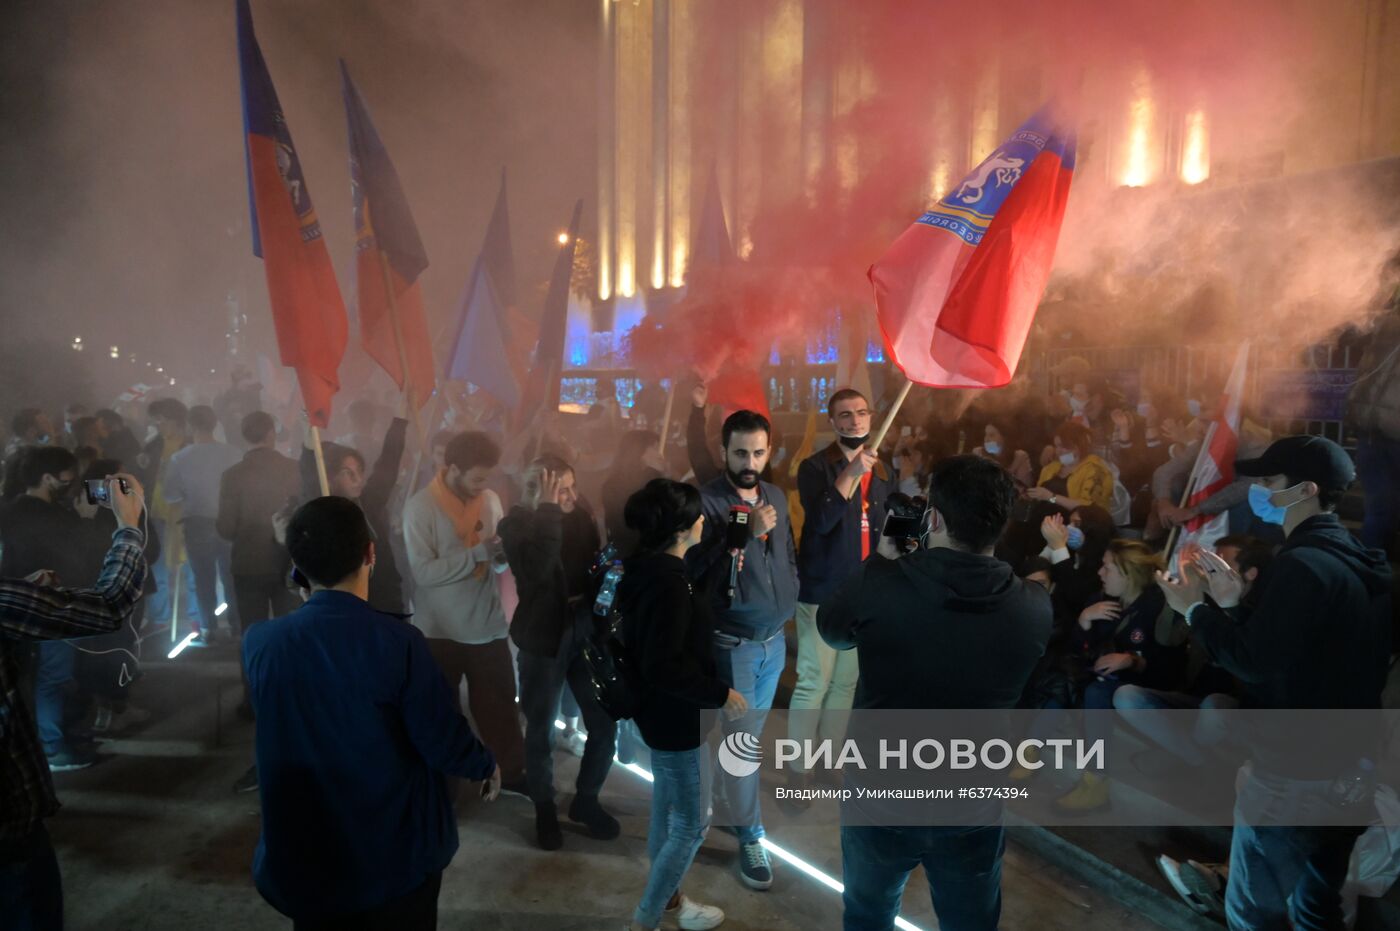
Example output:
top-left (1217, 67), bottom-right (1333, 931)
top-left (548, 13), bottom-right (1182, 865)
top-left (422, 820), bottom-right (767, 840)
top-left (1136, 402), bottom-right (1151, 418)
top-left (984, 441), bottom-right (1002, 456)
top-left (1186, 399), bottom-right (1202, 418)
top-left (1059, 451), bottom-right (1078, 468)
top-left (1248, 482), bottom-right (1301, 525)
top-left (1068, 396), bottom-right (1088, 413)
top-left (1066, 525), bottom-right (1085, 550)
top-left (891, 455), bottom-right (902, 472)
top-left (838, 433), bottom-right (869, 450)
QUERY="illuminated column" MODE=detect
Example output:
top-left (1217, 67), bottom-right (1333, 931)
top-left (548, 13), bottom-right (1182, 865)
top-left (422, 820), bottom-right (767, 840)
top-left (1180, 108), bottom-right (1210, 184)
top-left (651, 0), bottom-right (669, 290)
top-left (800, 1), bottom-right (830, 209)
top-left (597, 0), bottom-right (614, 301)
top-left (668, 0), bottom-right (692, 287)
top-left (927, 88), bottom-right (956, 203)
top-left (734, 5), bottom-right (763, 258)
top-left (762, 0), bottom-right (803, 209)
top-left (1120, 62), bottom-right (1159, 187)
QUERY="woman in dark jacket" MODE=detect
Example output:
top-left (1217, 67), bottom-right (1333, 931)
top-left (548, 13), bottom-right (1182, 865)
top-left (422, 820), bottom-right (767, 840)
top-left (1051, 539), bottom-right (1187, 814)
top-left (498, 455), bottom-right (615, 851)
top-left (619, 479), bottom-right (744, 931)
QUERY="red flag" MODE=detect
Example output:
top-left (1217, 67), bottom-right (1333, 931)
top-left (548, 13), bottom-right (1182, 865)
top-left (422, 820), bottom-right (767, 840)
top-left (1172, 343), bottom-right (1251, 562)
top-left (237, 0), bottom-right (347, 427)
top-left (871, 107), bottom-right (1074, 388)
top-left (341, 61), bottom-right (435, 409)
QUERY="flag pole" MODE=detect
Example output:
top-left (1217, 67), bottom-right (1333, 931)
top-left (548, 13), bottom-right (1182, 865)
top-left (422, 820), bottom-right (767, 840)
top-left (377, 251), bottom-right (429, 462)
top-left (867, 378), bottom-right (915, 452)
top-left (310, 425), bottom-right (331, 495)
top-left (657, 379), bottom-right (677, 454)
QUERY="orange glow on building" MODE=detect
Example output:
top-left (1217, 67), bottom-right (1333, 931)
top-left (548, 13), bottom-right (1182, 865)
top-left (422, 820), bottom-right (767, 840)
top-left (1181, 108), bottom-right (1210, 184)
top-left (1121, 66), bottom-right (1157, 187)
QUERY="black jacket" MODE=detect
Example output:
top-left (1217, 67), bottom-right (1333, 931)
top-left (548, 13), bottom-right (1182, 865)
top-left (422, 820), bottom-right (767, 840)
top-left (0, 496), bottom-right (89, 585)
top-left (300, 418), bottom-right (407, 614)
top-left (819, 547), bottom-right (1052, 710)
top-left (1073, 586), bottom-right (1187, 692)
top-left (217, 447), bottom-right (301, 577)
top-left (618, 552), bottom-right (730, 751)
top-left (499, 502), bottom-right (601, 657)
top-left (1192, 513), bottom-right (1391, 709)
top-left (796, 442), bottom-right (896, 604)
top-left (1190, 513), bottom-right (1392, 777)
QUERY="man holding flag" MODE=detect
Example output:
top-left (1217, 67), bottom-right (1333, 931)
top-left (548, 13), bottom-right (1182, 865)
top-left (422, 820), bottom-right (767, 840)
top-left (824, 106), bottom-right (1074, 930)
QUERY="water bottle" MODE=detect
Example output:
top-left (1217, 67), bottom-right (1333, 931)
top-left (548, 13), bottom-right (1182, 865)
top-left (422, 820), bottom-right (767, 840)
top-left (594, 566), bottom-right (623, 616)
top-left (1329, 757), bottom-right (1376, 809)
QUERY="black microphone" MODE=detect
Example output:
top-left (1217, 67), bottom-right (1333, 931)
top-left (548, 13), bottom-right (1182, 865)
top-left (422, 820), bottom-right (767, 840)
top-left (725, 504), bottom-right (751, 605)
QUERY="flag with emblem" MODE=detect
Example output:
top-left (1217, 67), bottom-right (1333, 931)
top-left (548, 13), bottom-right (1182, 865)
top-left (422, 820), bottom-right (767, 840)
top-left (341, 60), bottom-right (436, 410)
top-left (1171, 343), bottom-right (1251, 562)
top-left (871, 105), bottom-right (1075, 389)
top-left (236, 0), bottom-right (347, 427)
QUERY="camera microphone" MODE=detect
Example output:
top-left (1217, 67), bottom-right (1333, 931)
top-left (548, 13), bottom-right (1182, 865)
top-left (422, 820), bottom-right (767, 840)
top-left (725, 505), bottom-right (751, 605)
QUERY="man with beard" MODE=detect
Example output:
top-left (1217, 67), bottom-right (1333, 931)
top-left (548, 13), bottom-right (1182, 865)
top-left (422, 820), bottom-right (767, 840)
top-left (787, 389), bottom-right (894, 801)
top-left (687, 409), bottom-right (798, 892)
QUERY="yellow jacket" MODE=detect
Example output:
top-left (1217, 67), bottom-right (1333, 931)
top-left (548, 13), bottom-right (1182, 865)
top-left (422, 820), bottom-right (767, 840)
top-left (1036, 454), bottom-right (1115, 512)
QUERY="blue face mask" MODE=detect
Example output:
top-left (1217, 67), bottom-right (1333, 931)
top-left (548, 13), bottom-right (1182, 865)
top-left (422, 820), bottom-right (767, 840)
top-left (984, 441), bottom-right (1002, 456)
top-left (1059, 451), bottom-right (1078, 468)
top-left (1066, 525), bottom-right (1085, 551)
top-left (1136, 402), bottom-right (1152, 418)
top-left (1186, 399), bottom-right (1202, 419)
top-left (1248, 483), bottom-right (1295, 525)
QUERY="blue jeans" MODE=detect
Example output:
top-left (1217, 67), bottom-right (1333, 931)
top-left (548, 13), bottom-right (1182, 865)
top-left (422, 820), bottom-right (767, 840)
top-left (713, 632), bottom-right (786, 842)
top-left (1227, 768), bottom-right (1365, 930)
top-left (841, 823), bottom-right (1004, 931)
top-left (0, 824), bottom-right (63, 931)
top-left (1356, 436), bottom-right (1400, 551)
top-left (182, 516), bottom-right (233, 635)
top-left (1113, 685), bottom-right (1239, 766)
top-left (634, 747), bottom-right (712, 928)
top-left (35, 642), bottom-right (74, 756)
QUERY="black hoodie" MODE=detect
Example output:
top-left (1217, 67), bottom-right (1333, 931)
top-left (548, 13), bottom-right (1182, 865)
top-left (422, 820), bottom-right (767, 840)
top-left (1191, 513), bottom-right (1392, 710)
top-left (1191, 513), bottom-right (1392, 778)
top-left (818, 547), bottom-right (1053, 710)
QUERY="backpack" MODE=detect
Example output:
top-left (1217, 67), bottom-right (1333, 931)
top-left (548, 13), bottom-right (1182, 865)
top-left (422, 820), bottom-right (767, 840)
top-left (581, 546), bottom-right (641, 721)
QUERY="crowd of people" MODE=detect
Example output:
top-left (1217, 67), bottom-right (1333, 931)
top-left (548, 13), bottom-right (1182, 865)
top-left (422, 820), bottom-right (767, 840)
top-left (0, 333), bottom-right (1397, 930)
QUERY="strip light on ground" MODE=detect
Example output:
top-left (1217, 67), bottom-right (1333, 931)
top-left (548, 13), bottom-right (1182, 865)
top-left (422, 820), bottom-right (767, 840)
top-left (574, 720), bottom-right (925, 931)
top-left (167, 631), bottom-right (198, 659)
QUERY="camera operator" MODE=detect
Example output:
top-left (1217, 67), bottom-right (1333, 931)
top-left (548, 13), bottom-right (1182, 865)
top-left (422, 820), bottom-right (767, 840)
top-left (687, 408), bottom-right (798, 891)
top-left (1158, 435), bottom-right (1392, 929)
top-left (818, 455), bottom-right (1052, 931)
top-left (787, 389), bottom-right (894, 801)
top-left (0, 473), bottom-right (146, 928)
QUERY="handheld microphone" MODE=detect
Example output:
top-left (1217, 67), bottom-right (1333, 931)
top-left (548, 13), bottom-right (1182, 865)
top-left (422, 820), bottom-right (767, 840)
top-left (725, 505), bottom-right (751, 605)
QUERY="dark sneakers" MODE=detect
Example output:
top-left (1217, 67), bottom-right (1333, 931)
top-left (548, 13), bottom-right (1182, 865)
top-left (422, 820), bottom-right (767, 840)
top-left (568, 795), bottom-right (621, 840)
top-left (535, 802), bottom-right (563, 850)
top-left (738, 840), bottom-right (774, 890)
top-left (46, 748), bottom-right (96, 773)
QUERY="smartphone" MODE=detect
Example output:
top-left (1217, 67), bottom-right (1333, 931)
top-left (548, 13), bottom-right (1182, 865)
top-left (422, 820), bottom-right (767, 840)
top-left (84, 477), bottom-right (130, 506)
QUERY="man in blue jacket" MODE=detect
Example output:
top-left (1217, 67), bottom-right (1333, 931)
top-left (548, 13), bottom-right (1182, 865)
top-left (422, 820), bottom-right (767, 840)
top-left (789, 388), bottom-right (894, 799)
top-left (244, 496), bottom-right (500, 930)
top-left (687, 408), bottom-right (798, 892)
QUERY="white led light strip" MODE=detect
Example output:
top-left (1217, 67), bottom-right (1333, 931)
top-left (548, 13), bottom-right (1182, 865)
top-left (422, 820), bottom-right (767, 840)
top-left (553, 720), bottom-right (926, 931)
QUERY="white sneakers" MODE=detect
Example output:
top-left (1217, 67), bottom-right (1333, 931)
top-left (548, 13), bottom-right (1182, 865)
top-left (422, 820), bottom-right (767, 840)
top-left (664, 895), bottom-right (725, 930)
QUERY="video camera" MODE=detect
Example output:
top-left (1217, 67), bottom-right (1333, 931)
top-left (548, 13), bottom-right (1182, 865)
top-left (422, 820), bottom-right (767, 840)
top-left (881, 492), bottom-right (928, 549)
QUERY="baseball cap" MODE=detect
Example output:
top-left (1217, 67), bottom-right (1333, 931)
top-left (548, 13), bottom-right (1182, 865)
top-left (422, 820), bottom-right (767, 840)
top-left (1234, 435), bottom-right (1356, 490)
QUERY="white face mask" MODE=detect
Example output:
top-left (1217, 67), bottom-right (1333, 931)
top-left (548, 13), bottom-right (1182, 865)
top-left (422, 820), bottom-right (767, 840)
top-left (984, 441), bottom-right (1002, 456)
top-left (1059, 451), bottom-right (1077, 468)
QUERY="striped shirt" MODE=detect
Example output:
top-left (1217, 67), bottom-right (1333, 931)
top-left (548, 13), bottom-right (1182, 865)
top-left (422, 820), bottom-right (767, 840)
top-left (0, 527), bottom-right (146, 843)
